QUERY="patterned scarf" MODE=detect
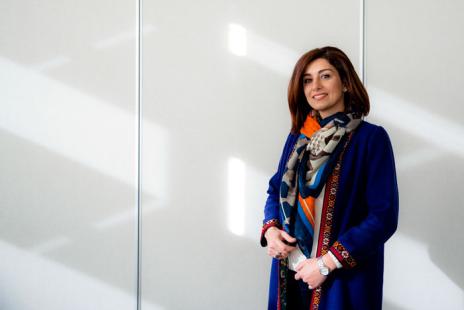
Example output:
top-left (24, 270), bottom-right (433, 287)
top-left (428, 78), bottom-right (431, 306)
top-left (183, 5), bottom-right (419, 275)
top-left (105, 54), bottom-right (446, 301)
top-left (279, 112), bottom-right (362, 257)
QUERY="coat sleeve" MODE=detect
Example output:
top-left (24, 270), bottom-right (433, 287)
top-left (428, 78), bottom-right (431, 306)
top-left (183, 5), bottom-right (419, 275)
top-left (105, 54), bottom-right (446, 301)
top-left (260, 132), bottom-right (297, 246)
top-left (329, 126), bottom-right (399, 268)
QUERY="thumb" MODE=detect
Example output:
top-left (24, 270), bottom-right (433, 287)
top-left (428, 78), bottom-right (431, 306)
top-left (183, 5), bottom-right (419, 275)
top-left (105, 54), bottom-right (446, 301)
top-left (280, 230), bottom-right (297, 243)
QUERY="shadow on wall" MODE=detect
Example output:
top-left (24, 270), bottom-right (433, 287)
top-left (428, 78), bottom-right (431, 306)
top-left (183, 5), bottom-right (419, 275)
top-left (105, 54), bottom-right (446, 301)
top-left (383, 300), bottom-right (408, 310)
top-left (0, 128), bottom-right (160, 309)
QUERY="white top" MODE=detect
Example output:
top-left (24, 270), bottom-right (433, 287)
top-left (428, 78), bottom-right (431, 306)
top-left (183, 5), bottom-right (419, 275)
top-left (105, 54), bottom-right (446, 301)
top-left (288, 185), bottom-right (342, 271)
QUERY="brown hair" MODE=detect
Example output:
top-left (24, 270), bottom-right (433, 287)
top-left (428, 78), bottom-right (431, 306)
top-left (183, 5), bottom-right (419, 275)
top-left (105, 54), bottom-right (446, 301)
top-left (287, 46), bottom-right (370, 134)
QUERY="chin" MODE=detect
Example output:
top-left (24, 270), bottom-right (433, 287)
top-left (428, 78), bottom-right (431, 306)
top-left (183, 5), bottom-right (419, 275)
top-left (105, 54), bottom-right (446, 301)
top-left (309, 104), bottom-right (327, 111)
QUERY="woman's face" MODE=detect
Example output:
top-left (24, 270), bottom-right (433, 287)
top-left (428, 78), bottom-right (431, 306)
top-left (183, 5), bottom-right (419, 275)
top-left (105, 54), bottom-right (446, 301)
top-left (303, 58), bottom-right (345, 118)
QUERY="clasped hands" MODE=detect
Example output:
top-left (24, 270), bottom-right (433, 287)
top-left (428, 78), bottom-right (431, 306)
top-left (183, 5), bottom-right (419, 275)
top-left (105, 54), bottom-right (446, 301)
top-left (265, 227), bottom-right (333, 289)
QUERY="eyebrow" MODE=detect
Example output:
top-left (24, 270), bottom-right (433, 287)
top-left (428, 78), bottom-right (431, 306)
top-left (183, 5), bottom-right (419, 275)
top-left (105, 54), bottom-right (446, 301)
top-left (303, 68), bottom-right (334, 76)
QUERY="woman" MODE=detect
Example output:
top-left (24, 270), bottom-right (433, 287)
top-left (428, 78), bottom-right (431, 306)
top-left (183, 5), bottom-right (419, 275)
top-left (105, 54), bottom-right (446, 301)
top-left (261, 46), bottom-right (399, 310)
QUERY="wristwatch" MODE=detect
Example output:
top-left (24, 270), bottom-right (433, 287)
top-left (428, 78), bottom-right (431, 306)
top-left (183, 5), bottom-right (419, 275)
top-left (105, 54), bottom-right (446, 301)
top-left (317, 257), bottom-right (330, 276)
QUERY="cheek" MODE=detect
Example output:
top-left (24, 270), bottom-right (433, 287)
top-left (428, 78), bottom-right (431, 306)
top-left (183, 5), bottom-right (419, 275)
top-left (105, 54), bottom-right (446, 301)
top-left (304, 92), bottom-right (313, 103)
top-left (304, 86), bottom-right (311, 97)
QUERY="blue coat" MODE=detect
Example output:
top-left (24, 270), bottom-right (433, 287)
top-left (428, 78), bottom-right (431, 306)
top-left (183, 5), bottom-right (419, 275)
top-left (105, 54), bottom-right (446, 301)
top-left (263, 121), bottom-right (399, 310)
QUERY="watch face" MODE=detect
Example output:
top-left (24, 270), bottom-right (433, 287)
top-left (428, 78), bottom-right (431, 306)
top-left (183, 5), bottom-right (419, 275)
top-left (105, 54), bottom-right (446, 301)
top-left (321, 267), bottom-right (329, 276)
top-left (317, 258), bottom-right (330, 276)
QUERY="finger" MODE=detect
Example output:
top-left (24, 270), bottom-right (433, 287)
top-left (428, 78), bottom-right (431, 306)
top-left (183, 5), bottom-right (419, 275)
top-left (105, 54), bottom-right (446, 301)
top-left (275, 238), bottom-right (297, 251)
top-left (282, 244), bottom-right (296, 253)
top-left (295, 260), bottom-right (305, 272)
top-left (294, 272), bottom-right (301, 280)
top-left (280, 230), bottom-right (297, 243)
top-left (273, 239), bottom-right (291, 252)
top-left (268, 248), bottom-right (280, 257)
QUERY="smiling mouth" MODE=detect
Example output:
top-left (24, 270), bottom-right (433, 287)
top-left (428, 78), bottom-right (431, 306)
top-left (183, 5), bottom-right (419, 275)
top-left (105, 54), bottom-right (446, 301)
top-left (313, 93), bottom-right (327, 100)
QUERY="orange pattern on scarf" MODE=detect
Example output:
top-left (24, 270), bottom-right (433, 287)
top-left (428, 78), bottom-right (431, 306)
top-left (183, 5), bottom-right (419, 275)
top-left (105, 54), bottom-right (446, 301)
top-left (299, 115), bottom-right (321, 228)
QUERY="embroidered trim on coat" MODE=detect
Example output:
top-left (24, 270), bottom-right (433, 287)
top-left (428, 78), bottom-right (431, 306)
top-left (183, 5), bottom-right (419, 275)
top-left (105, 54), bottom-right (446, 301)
top-left (261, 219), bottom-right (281, 247)
top-left (329, 241), bottom-right (357, 268)
top-left (309, 133), bottom-right (352, 309)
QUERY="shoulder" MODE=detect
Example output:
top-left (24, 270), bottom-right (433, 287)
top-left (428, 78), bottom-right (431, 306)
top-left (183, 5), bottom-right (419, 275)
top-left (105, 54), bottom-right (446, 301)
top-left (283, 131), bottom-right (299, 150)
top-left (356, 120), bottom-right (382, 134)
top-left (349, 120), bottom-right (395, 156)
top-left (354, 120), bottom-right (392, 142)
top-left (353, 120), bottom-right (396, 163)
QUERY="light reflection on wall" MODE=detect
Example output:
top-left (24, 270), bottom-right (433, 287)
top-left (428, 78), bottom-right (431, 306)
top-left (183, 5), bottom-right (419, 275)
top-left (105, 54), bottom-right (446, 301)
top-left (0, 56), bottom-right (169, 202)
top-left (369, 87), bottom-right (464, 159)
top-left (227, 23), bottom-right (299, 75)
top-left (225, 24), bottom-right (300, 240)
top-left (0, 57), bottom-right (135, 187)
top-left (226, 156), bottom-right (271, 241)
top-left (228, 24), bottom-right (247, 57)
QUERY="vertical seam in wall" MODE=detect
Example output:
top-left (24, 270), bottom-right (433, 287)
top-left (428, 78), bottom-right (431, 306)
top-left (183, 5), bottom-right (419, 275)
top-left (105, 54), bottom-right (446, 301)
top-left (136, 0), bottom-right (142, 309)
top-left (361, 0), bottom-right (366, 84)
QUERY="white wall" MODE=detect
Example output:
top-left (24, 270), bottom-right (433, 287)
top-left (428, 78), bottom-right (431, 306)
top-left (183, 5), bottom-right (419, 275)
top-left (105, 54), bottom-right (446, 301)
top-left (140, 0), bottom-right (360, 309)
top-left (1, 1), bottom-right (463, 309)
top-left (0, 1), bottom-right (139, 309)
top-left (366, 1), bottom-right (464, 309)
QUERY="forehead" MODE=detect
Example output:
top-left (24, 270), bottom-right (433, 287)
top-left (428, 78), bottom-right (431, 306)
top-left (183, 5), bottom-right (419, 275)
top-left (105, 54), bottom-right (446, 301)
top-left (304, 58), bottom-right (336, 74)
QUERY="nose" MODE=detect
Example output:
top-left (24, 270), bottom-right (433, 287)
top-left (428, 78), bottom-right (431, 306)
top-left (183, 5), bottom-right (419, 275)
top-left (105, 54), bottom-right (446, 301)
top-left (312, 77), bottom-right (322, 90)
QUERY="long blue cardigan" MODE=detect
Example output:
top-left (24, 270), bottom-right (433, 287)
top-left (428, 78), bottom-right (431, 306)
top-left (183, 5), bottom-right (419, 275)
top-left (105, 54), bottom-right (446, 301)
top-left (263, 120), bottom-right (399, 310)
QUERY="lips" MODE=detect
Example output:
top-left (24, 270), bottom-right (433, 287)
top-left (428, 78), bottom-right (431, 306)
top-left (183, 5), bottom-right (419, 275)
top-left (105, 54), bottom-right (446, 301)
top-left (312, 93), bottom-right (327, 100)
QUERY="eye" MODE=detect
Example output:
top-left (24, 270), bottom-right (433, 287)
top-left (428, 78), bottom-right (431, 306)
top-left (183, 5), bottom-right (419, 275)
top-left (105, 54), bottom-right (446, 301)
top-left (303, 78), bottom-right (312, 84)
top-left (321, 74), bottom-right (331, 79)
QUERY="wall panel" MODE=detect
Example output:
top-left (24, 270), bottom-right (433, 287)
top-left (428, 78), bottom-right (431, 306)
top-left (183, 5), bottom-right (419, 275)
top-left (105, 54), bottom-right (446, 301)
top-left (366, 1), bottom-right (464, 309)
top-left (0, 1), bottom-right (138, 309)
top-left (140, 1), bottom-right (360, 308)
